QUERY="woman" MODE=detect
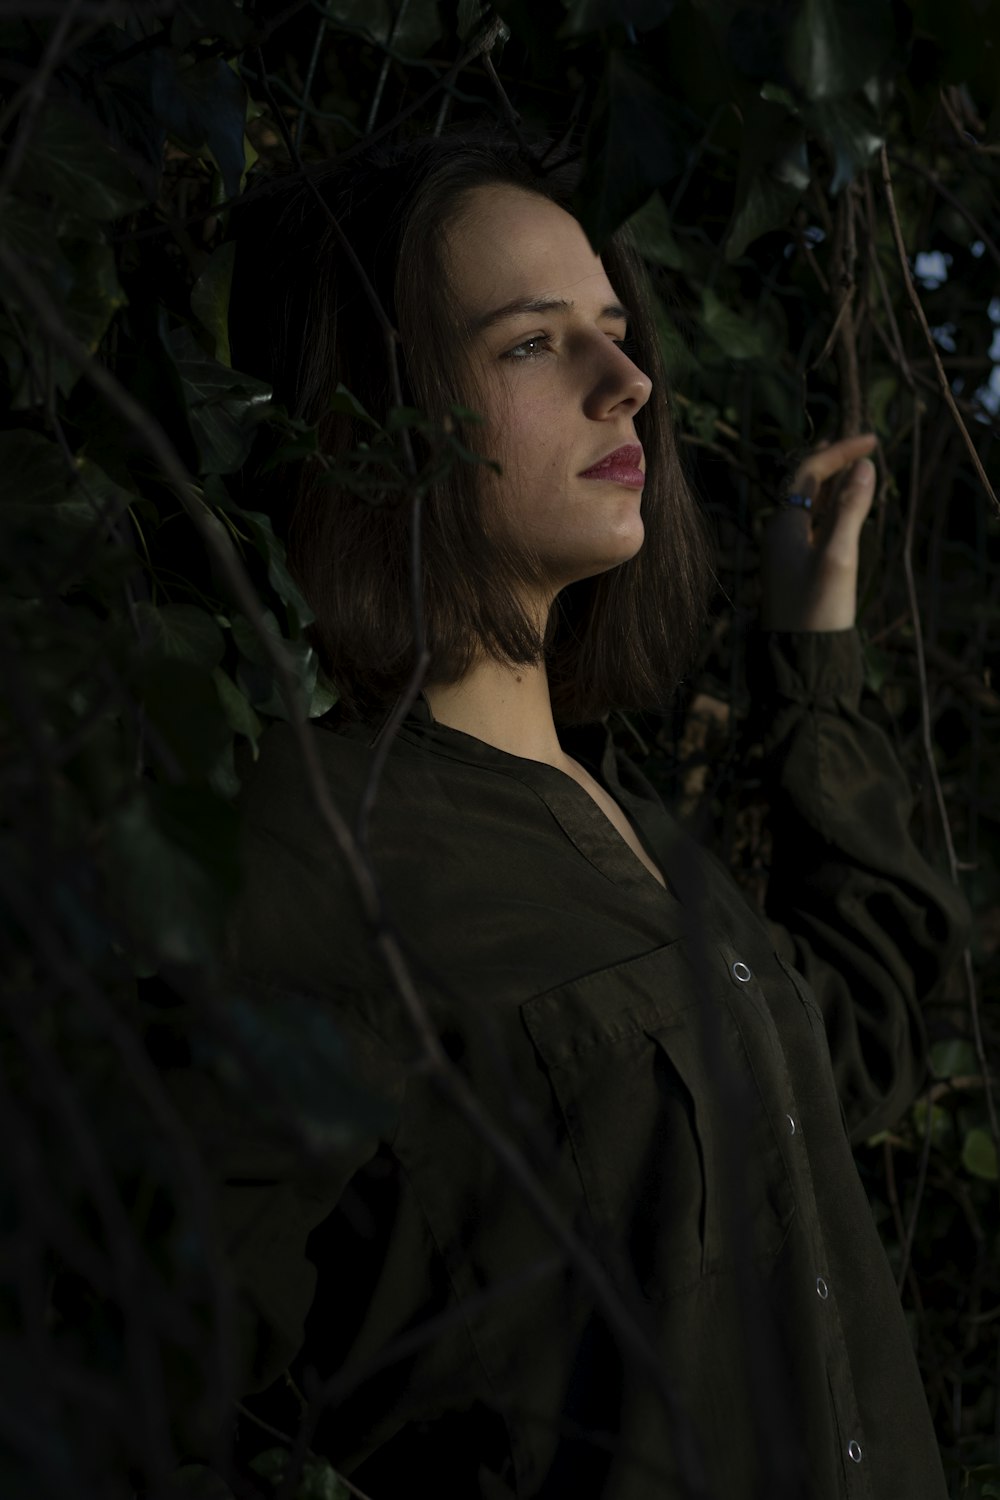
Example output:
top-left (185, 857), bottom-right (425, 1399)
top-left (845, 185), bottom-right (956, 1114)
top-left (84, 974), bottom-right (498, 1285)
top-left (215, 133), bottom-right (968, 1498)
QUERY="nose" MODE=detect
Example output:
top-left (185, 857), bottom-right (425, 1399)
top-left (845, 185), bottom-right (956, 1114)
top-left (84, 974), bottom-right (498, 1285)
top-left (582, 337), bottom-right (653, 421)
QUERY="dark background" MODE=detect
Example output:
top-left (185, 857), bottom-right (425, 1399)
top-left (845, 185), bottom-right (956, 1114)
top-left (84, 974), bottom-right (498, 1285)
top-left (0, 1), bottom-right (998, 1495)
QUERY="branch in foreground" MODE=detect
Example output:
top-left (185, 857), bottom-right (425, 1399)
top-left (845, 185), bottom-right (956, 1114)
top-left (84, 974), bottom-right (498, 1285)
top-left (878, 146), bottom-right (1000, 518)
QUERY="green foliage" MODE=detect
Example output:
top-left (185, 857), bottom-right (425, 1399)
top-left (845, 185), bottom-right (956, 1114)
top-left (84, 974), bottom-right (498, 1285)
top-left (1, 1), bottom-right (998, 1497)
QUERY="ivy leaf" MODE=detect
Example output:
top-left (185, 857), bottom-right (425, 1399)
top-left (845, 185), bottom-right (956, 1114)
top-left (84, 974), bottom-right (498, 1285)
top-left (929, 1038), bottom-right (980, 1079)
top-left (170, 0), bottom-right (256, 49)
top-left (169, 325), bottom-right (272, 474)
top-left (559, 0), bottom-right (679, 37)
top-left (576, 50), bottom-right (693, 248)
top-left (0, 204), bottom-right (126, 399)
top-left (0, 429), bottom-right (67, 505)
top-left (167, 1463), bottom-right (239, 1500)
top-left (212, 667), bottom-right (263, 751)
top-left (652, 295), bottom-right (698, 380)
top-left (106, 787), bottom-right (238, 964)
top-left (243, 511), bottom-right (315, 629)
top-left (153, 55), bottom-right (249, 199)
top-left (801, 94), bottom-right (884, 193)
top-left (200, 991), bottom-right (389, 1156)
top-left (625, 191), bottom-right (690, 270)
top-left (232, 610), bottom-right (318, 720)
top-left (137, 657), bottom-right (232, 778)
top-left (329, 383), bottom-right (380, 427)
top-left (0, 433), bottom-right (134, 588)
top-left (700, 287), bottom-right (779, 362)
top-left (724, 96), bottom-right (809, 261)
top-left (20, 102), bottom-right (146, 219)
top-left (785, 0), bottom-right (896, 103)
top-left (962, 1127), bottom-right (998, 1182)
top-left (320, 0), bottom-right (444, 56)
top-left (134, 602), bottom-right (226, 670)
top-left (191, 243), bottom-right (236, 368)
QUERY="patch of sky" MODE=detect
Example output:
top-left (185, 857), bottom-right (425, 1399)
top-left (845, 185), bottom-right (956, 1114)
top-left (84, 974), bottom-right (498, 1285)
top-left (975, 365), bottom-right (1000, 419)
top-left (913, 250), bottom-right (952, 289)
top-left (785, 225), bottom-right (825, 260)
top-left (932, 322), bottom-right (957, 352)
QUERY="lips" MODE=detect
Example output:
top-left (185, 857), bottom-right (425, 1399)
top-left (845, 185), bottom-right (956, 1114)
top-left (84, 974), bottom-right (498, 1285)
top-left (579, 443), bottom-right (645, 489)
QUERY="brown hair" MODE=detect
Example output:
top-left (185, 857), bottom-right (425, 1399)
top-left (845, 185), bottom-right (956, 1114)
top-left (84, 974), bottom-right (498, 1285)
top-left (229, 130), bottom-right (713, 723)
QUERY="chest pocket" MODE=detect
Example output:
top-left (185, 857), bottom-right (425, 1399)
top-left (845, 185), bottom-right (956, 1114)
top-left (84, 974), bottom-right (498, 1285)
top-left (521, 940), bottom-right (796, 1302)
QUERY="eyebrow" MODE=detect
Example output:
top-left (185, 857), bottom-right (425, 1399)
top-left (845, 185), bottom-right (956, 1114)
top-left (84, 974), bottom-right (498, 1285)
top-left (469, 295), bottom-right (630, 333)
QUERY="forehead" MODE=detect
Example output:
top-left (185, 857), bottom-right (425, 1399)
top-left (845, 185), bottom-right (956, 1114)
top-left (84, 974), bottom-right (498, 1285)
top-left (444, 183), bottom-right (619, 322)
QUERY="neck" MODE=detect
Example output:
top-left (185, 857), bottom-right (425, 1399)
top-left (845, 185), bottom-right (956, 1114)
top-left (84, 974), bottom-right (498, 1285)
top-left (422, 654), bottom-right (570, 769)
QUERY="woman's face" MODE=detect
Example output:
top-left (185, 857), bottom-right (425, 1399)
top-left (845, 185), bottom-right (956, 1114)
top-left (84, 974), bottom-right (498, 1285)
top-left (443, 183), bottom-right (653, 613)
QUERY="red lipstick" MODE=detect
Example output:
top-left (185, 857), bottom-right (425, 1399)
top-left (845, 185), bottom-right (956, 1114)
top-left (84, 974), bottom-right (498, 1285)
top-left (579, 443), bottom-right (645, 489)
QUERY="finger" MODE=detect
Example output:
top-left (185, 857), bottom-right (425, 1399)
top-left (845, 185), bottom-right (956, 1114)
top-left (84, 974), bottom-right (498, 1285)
top-left (792, 433), bottom-right (877, 491)
top-left (815, 456), bottom-right (877, 558)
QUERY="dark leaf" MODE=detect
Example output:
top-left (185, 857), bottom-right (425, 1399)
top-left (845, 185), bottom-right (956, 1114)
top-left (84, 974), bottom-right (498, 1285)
top-left (171, 0), bottom-right (257, 49)
top-left (200, 990), bottom-right (390, 1156)
top-left (575, 50), bottom-right (694, 247)
top-left (320, 0), bottom-right (444, 57)
top-left (329, 383), bottom-right (380, 427)
top-left (243, 510), bottom-right (315, 628)
top-left (802, 94), bottom-right (884, 193)
top-left (212, 667), bottom-right (263, 750)
top-left (20, 102), bottom-right (146, 220)
top-left (625, 191), bottom-right (691, 270)
top-left (168, 325), bottom-right (272, 474)
top-left (152, 55), bottom-right (249, 199)
top-left (785, 0), bottom-right (896, 102)
top-left (137, 657), bottom-right (232, 778)
top-left (190, 243), bottom-right (236, 368)
top-left (962, 1127), bottom-right (998, 1182)
top-left (929, 1038), bottom-right (980, 1079)
top-left (0, 434), bottom-right (134, 587)
top-left (725, 5), bottom-right (794, 87)
top-left (134, 602), bottom-right (226, 669)
top-left (167, 1463), bottom-right (239, 1499)
top-left (106, 786), bottom-right (238, 964)
top-left (560, 0), bottom-right (679, 37)
top-left (700, 287), bottom-right (780, 361)
top-left (724, 96), bottom-right (809, 260)
top-left (0, 204), bottom-right (126, 399)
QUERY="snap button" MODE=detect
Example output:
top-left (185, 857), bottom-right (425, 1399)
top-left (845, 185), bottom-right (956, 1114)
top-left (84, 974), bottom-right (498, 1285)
top-left (847, 1440), bottom-right (862, 1463)
top-left (731, 961), bottom-right (752, 983)
top-left (816, 1276), bottom-right (829, 1300)
top-left (786, 1114), bottom-right (796, 1135)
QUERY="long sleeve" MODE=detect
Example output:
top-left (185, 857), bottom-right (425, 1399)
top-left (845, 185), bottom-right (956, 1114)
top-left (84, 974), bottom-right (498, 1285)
top-left (747, 627), bottom-right (971, 1144)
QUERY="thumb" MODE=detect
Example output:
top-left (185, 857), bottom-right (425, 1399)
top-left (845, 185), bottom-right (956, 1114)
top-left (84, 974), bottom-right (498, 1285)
top-left (821, 457), bottom-right (876, 554)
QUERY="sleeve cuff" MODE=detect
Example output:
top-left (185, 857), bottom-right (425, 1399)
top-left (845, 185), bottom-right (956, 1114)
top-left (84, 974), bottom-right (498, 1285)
top-left (749, 629), bottom-right (864, 711)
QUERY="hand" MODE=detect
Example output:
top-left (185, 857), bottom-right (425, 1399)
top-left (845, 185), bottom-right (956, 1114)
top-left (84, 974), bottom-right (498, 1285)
top-left (760, 433), bottom-right (878, 632)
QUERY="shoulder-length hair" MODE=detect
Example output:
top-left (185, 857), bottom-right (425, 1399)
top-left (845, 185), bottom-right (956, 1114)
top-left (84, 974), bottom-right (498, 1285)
top-left (229, 130), bottom-right (713, 723)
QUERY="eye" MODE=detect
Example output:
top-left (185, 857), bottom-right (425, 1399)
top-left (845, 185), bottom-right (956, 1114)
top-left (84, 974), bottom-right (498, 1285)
top-left (502, 334), bottom-right (553, 361)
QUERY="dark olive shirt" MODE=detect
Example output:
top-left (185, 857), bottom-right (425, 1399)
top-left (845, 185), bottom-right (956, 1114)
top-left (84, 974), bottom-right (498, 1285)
top-left (214, 629), bottom-right (969, 1499)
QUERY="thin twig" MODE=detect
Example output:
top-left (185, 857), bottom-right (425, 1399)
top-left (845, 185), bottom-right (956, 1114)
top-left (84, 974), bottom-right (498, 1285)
top-left (835, 188), bottom-right (862, 436)
top-left (894, 152), bottom-right (1000, 275)
top-left (879, 146), bottom-right (1000, 517)
top-left (364, 0), bottom-right (411, 134)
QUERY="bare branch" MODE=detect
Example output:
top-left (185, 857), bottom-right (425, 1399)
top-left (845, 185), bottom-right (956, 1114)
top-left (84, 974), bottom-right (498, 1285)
top-left (878, 146), bottom-right (1000, 517)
